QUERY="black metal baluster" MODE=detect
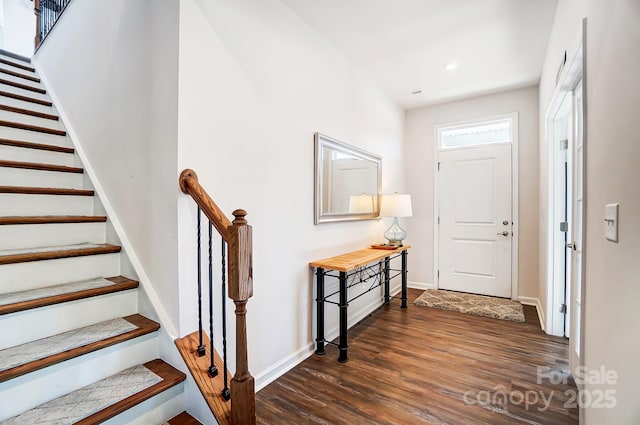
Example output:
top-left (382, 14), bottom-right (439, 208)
top-left (196, 209), bottom-right (205, 356)
top-left (221, 238), bottom-right (231, 400)
top-left (208, 221), bottom-right (218, 377)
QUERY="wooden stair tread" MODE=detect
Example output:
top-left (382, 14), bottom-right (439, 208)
top-left (0, 138), bottom-right (74, 153)
top-left (0, 159), bottom-right (82, 173)
top-left (0, 314), bottom-right (159, 382)
top-left (0, 103), bottom-right (58, 120)
top-left (166, 412), bottom-right (203, 424)
top-left (0, 119), bottom-right (66, 136)
top-left (0, 215), bottom-right (106, 225)
top-left (0, 276), bottom-right (137, 315)
top-left (0, 77), bottom-right (46, 94)
top-left (0, 185), bottom-right (93, 196)
top-left (0, 57), bottom-right (35, 73)
top-left (3, 359), bottom-right (186, 425)
top-left (0, 243), bottom-right (121, 265)
top-left (0, 67), bottom-right (40, 83)
top-left (0, 90), bottom-right (52, 106)
top-left (175, 332), bottom-right (232, 425)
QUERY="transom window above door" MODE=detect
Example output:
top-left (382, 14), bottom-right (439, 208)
top-left (437, 116), bottom-right (514, 150)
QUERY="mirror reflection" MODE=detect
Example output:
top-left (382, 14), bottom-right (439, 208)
top-left (315, 133), bottom-right (381, 224)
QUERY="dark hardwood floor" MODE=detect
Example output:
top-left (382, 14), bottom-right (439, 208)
top-left (256, 289), bottom-right (578, 425)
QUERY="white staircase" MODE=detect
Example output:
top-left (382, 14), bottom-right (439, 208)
top-left (0, 51), bottom-right (195, 425)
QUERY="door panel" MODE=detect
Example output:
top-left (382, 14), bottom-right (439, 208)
top-left (439, 144), bottom-right (512, 298)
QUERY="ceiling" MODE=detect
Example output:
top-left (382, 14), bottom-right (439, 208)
top-left (281, 0), bottom-right (558, 109)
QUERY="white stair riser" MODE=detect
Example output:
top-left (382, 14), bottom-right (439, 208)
top-left (0, 222), bottom-right (106, 250)
top-left (0, 289), bottom-right (138, 349)
top-left (0, 333), bottom-right (158, 420)
top-left (0, 252), bottom-right (120, 292)
top-left (103, 385), bottom-right (184, 425)
top-left (0, 83), bottom-right (50, 103)
top-left (0, 96), bottom-right (57, 116)
top-left (0, 109), bottom-right (63, 130)
top-left (0, 166), bottom-right (84, 189)
top-left (0, 145), bottom-right (75, 167)
top-left (0, 126), bottom-right (68, 147)
top-left (0, 73), bottom-right (44, 91)
top-left (0, 193), bottom-right (94, 216)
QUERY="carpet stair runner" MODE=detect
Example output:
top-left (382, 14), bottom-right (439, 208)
top-left (0, 49), bottom-right (196, 423)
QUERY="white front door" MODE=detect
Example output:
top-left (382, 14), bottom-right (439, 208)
top-left (438, 144), bottom-right (513, 297)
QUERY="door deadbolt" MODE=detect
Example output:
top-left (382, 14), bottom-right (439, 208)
top-left (502, 220), bottom-right (509, 225)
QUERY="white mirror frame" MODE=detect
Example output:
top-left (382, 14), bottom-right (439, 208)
top-left (314, 132), bottom-right (382, 224)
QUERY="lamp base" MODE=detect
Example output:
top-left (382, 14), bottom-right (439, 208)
top-left (384, 217), bottom-right (407, 246)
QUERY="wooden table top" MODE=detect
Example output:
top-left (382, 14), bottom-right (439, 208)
top-left (309, 245), bottom-right (410, 272)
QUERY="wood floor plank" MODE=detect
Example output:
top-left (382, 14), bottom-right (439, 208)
top-left (0, 58), bottom-right (35, 73)
top-left (0, 90), bottom-right (52, 106)
top-left (0, 159), bottom-right (82, 173)
top-left (0, 215), bottom-right (107, 225)
top-left (0, 67), bottom-right (40, 83)
top-left (256, 288), bottom-right (578, 425)
top-left (0, 186), bottom-right (93, 196)
top-left (0, 119), bottom-right (66, 136)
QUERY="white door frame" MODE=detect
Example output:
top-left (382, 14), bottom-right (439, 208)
top-left (544, 33), bottom-right (585, 337)
top-left (433, 112), bottom-right (520, 299)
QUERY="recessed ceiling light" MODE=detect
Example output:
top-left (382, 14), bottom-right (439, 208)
top-left (445, 61), bottom-right (458, 71)
top-left (411, 89), bottom-right (422, 95)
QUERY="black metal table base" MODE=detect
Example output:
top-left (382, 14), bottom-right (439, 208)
top-left (314, 250), bottom-right (408, 362)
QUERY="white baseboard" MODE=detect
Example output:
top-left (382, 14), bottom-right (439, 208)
top-left (408, 281), bottom-right (433, 290)
top-left (254, 343), bottom-right (315, 392)
top-left (255, 283), bottom-right (406, 391)
top-left (518, 296), bottom-right (545, 330)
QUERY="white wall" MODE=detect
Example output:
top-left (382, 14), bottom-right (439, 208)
top-left (1, 0), bottom-right (34, 57)
top-left (33, 0), bottom-right (181, 331)
top-left (583, 0), bottom-right (640, 422)
top-left (540, 0), bottom-right (640, 422)
top-left (405, 86), bottom-right (540, 298)
top-left (176, 0), bottom-right (405, 389)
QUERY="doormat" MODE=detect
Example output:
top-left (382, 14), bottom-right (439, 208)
top-left (413, 289), bottom-right (525, 322)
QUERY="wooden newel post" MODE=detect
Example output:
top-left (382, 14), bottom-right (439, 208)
top-left (34, 0), bottom-right (41, 48)
top-left (228, 209), bottom-right (256, 425)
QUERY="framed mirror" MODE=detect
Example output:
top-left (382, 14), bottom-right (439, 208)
top-left (314, 132), bottom-right (382, 224)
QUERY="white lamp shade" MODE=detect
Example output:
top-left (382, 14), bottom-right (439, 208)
top-left (380, 194), bottom-right (412, 217)
top-left (349, 194), bottom-right (374, 213)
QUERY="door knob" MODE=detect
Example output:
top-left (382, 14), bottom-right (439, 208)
top-left (497, 231), bottom-right (509, 237)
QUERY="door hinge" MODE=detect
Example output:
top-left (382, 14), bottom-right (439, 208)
top-left (437, 270), bottom-right (440, 280)
top-left (560, 303), bottom-right (567, 314)
top-left (437, 161), bottom-right (441, 171)
top-left (560, 139), bottom-right (569, 150)
top-left (438, 216), bottom-right (440, 224)
top-left (560, 222), bottom-right (568, 232)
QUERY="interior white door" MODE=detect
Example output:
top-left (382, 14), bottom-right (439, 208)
top-left (569, 79), bottom-right (584, 376)
top-left (438, 144), bottom-right (512, 298)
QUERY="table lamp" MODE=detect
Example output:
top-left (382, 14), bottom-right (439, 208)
top-left (380, 193), bottom-right (412, 246)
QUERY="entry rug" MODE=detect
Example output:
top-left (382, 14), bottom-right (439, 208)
top-left (413, 289), bottom-right (525, 322)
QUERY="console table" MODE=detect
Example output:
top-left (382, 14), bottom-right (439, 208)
top-left (309, 245), bottom-right (410, 363)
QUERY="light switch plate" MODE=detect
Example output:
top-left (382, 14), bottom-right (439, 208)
top-left (605, 203), bottom-right (619, 242)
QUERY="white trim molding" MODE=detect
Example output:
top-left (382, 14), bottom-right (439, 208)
top-left (518, 296), bottom-right (545, 330)
top-left (408, 281), bottom-right (433, 290)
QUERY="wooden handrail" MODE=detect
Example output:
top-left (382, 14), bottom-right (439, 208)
top-left (179, 168), bottom-right (256, 425)
top-left (180, 169), bottom-right (232, 241)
